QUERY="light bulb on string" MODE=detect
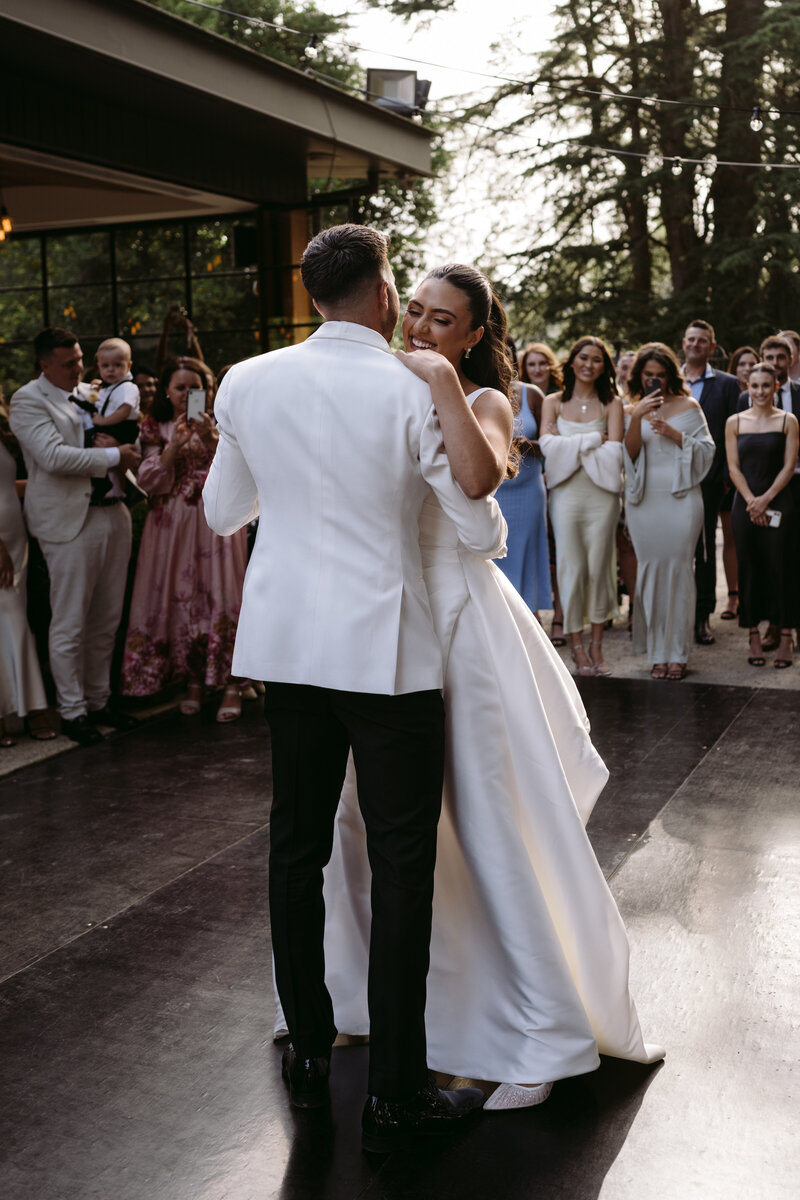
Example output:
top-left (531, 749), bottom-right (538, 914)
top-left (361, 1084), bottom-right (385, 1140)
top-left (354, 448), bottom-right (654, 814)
top-left (750, 106), bottom-right (763, 132)
top-left (524, 81), bottom-right (535, 96)
top-left (304, 34), bottom-right (319, 60)
top-left (0, 206), bottom-right (11, 234)
top-left (671, 156), bottom-right (683, 177)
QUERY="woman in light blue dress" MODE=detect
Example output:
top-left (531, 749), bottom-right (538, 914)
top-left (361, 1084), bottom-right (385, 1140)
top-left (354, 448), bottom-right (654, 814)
top-left (494, 379), bottom-right (552, 614)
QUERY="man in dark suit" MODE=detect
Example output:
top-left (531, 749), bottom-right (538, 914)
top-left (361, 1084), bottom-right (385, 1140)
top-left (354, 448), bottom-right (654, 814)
top-left (681, 319), bottom-right (742, 645)
top-left (736, 334), bottom-right (800, 650)
top-left (737, 335), bottom-right (800, 421)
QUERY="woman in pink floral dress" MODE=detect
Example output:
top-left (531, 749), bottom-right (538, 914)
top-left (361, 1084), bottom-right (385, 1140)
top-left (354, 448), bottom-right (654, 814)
top-left (121, 357), bottom-right (247, 720)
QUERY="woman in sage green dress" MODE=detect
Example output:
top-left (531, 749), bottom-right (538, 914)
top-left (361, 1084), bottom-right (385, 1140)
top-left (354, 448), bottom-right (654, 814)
top-left (624, 344), bottom-right (715, 680)
top-left (540, 337), bottom-right (624, 678)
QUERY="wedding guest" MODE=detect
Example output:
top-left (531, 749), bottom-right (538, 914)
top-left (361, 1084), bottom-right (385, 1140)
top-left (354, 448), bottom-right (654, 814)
top-left (540, 337), bottom-right (624, 677)
top-left (133, 370), bottom-right (158, 417)
top-left (719, 346), bottom-right (759, 621)
top-left (728, 346), bottom-right (759, 394)
top-left (616, 350), bottom-right (636, 399)
top-left (736, 335), bottom-right (800, 651)
top-left (624, 344), bottom-right (715, 679)
top-left (0, 392), bottom-right (54, 745)
top-left (681, 320), bottom-right (741, 646)
top-left (493, 370), bottom-right (551, 617)
top-left (120, 357), bottom-right (247, 721)
top-left (519, 343), bottom-right (566, 644)
top-left (726, 362), bottom-right (799, 668)
top-left (778, 330), bottom-right (800, 383)
top-left (9, 327), bottom-right (141, 745)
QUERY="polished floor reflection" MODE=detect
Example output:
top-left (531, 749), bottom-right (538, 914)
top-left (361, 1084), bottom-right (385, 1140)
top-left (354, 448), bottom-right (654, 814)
top-left (1, 680), bottom-right (796, 1198)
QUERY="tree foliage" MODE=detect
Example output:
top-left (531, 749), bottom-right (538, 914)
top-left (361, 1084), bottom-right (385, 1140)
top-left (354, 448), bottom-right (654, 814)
top-left (378, 0), bottom-right (800, 354)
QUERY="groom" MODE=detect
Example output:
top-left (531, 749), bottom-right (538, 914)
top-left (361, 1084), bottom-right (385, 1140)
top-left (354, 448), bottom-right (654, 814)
top-left (203, 225), bottom-right (503, 1151)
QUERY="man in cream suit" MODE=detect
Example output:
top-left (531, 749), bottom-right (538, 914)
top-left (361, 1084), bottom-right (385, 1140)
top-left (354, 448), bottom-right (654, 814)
top-left (204, 225), bottom-right (505, 1152)
top-left (10, 328), bottom-right (141, 745)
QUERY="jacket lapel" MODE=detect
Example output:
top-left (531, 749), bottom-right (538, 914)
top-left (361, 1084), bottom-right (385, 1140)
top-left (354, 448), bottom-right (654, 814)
top-left (36, 377), bottom-right (84, 444)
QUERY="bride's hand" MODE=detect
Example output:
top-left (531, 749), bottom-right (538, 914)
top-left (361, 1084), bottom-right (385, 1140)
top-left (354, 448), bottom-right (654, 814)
top-left (395, 347), bottom-right (454, 383)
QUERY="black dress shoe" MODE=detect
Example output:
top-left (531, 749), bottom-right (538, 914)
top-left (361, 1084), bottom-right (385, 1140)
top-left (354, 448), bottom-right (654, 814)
top-left (88, 703), bottom-right (139, 732)
top-left (361, 1079), bottom-right (485, 1154)
top-left (281, 1044), bottom-right (330, 1109)
top-left (694, 619), bottom-right (715, 645)
top-left (61, 715), bottom-right (104, 746)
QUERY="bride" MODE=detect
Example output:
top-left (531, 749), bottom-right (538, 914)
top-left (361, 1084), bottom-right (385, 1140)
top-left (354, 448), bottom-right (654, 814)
top-left (275, 265), bottom-right (664, 1106)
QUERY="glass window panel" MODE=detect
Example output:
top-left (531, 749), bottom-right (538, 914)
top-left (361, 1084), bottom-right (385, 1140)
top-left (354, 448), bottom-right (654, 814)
top-left (47, 232), bottom-right (110, 287)
top-left (0, 344), bottom-right (35, 396)
top-left (0, 237), bottom-right (42, 290)
top-left (47, 285), bottom-right (113, 337)
top-left (116, 225), bottom-right (186, 282)
top-left (190, 218), bottom-right (256, 277)
top-left (117, 281), bottom-right (187, 338)
top-left (191, 275), bottom-right (258, 332)
top-left (0, 288), bottom-right (44, 342)
top-left (198, 330), bottom-right (262, 375)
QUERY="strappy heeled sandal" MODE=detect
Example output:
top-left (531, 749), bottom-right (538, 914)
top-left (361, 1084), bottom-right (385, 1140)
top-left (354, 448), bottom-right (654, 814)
top-left (589, 641), bottom-right (612, 677)
top-left (179, 681), bottom-right (203, 715)
top-left (571, 646), bottom-right (595, 677)
top-left (720, 590), bottom-right (738, 620)
top-left (216, 684), bottom-right (242, 723)
top-left (549, 620), bottom-right (566, 647)
top-left (747, 630), bottom-right (765, 667)
top-left (774, 630), bottom-right (794, 669)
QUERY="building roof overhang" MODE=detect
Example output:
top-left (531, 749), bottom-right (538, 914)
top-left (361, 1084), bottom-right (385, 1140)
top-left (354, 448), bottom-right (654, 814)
top-left (0, 0), bottom-right (432, 229)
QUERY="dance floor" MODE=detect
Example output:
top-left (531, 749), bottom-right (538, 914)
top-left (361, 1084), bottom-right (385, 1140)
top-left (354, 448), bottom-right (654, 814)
top-left (1, 679), bottom-right (796, 1199)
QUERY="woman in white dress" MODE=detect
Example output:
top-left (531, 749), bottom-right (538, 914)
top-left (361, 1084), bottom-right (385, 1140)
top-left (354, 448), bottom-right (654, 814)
top-left (281, 267), bottom-right (664, 1108)
top-left (0, 398), bottom-right (54, 745)
top-left (624, 344), bottom-right (715, 680)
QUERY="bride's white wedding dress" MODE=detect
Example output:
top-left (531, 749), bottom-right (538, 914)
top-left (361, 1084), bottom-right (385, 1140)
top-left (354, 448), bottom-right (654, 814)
top-left (274, 392), bottom-right (664, 1084)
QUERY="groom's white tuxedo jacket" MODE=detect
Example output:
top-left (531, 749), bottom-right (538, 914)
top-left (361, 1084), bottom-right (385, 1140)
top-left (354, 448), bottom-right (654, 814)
top-left (203, 321), bottom-right (506, 694)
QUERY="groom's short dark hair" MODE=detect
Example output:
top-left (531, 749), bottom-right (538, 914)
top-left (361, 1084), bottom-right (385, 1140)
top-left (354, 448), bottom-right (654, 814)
top-left (301, 224), bottom-right (388, 306)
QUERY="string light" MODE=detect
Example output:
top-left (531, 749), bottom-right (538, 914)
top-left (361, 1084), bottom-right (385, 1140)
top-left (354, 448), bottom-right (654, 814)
top-left (750, 106), bottom-right (763, 132)
top-left (304, 34), bottom-right (319, 60)
top-left (671, 157), bottom-right (683, 176)
top-left (0, 205), bottom-right (11, 235)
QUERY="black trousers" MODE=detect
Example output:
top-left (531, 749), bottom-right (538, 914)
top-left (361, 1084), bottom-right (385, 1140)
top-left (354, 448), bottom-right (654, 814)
top-left (264, 681), bottom-right (445, 1099)
top-left (695, 477), bottom-right (725, 621)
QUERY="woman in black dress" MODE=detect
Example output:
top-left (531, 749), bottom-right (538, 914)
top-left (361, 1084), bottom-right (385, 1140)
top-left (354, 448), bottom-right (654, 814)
top-left (725, 362), bottom-right (800, 668)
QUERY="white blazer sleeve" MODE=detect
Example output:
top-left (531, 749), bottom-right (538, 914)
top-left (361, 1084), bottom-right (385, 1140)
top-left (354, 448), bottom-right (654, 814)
top-left (202, 374), bottom-right (260, 535)
top-left (418, 406), bottom-right (507, 559)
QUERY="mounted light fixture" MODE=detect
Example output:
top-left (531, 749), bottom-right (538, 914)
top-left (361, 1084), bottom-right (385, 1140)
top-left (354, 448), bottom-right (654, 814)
top-left (366, 69), bottom-right (431, 119)
top-left (750, 106), bottom-right (763, 132)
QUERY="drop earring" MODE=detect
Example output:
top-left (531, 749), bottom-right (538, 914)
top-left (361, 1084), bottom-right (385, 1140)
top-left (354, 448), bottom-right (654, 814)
top-left (464, 347), bottom-right (472, 359)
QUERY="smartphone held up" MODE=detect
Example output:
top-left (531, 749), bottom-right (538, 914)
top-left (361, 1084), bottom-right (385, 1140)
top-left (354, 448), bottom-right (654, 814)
top-left (186, 388), bottom-right (206, 423)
